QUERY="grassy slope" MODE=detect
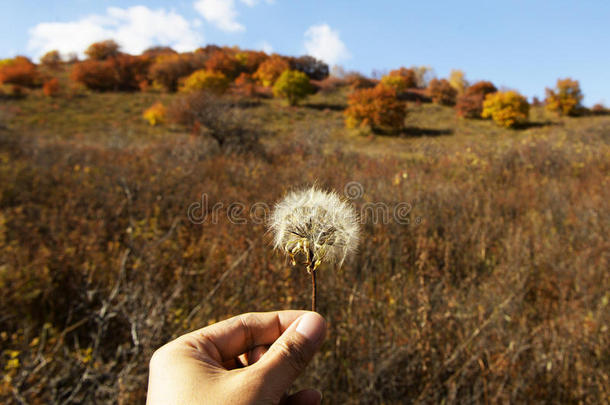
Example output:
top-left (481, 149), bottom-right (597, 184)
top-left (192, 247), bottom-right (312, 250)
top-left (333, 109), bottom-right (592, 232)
top-left (1, 85), bottom-right (609, 403)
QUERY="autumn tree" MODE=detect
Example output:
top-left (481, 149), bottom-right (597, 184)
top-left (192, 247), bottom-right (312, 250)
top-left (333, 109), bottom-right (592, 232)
top-left (235, 50), bottom-right (269, 74)
top-left (149, 53), bottom-right (201, 92)
top-left (545, 78), bottom-right (584, 116)
top-left (205, 49), bottom-right (243, 80)
top-left (449, 69), bottom-right (468, 95)
top-left (428, 78), bottom-right (457, 106)
top-left (180, 70), bottom-right (230, 95)
top-left (345, 85), bottom-right (406, 131)
top-left (71, 60), bottom-right (118, 91)
top-left (272, 70), bottom-right (314, 105)
top-left (85, 40), bottom-right (120, 60)
top-left (387, 67), bottom-right (418, 88)
top-left (40, 50), bottom-right (62, 68)
top-left (455, 80), bottom-right (497, 118)
top-left (254, 55), bottom-right (290, 87)
top-left (482, 90), bottom-right (530, 128)
top-left (0, 56), bottom-right (41, 88)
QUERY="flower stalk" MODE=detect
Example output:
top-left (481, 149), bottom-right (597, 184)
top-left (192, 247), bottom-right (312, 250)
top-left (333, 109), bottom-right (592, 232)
top-left (270, 186), bottom-right (360, 313)
top-left (310, 269), bottom-right (317, 312)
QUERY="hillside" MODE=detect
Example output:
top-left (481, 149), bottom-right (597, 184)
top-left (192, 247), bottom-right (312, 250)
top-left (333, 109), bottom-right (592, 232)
top-left (1, 76), bottom-right (609, 403)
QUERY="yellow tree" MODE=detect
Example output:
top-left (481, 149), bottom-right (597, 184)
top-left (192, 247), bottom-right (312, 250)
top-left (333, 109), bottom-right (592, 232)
top-left (449, 69), bottom-right (468, 95)
top-left (545, 78), bottom-right (583, 116)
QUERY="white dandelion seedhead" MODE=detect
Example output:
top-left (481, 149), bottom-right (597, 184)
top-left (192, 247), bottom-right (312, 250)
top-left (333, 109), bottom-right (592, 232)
top-left (270, 187), bottom-right (360, 272)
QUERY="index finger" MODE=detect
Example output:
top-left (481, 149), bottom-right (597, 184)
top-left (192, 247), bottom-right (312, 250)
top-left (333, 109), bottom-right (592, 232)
top-left (179, 310), bottom-right (309, 363)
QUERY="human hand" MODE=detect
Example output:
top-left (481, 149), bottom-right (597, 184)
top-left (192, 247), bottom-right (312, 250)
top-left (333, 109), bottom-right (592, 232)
top-left (146, 310), bottom-right (327, 405)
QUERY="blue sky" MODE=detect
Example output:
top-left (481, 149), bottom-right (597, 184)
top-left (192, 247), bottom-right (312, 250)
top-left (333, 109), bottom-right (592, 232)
top-left (1, 0), bottom-right (609, 105)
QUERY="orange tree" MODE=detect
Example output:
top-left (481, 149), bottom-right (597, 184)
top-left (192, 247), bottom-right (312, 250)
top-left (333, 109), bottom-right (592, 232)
top-left (0, 56), bottom-right (41, 88)
top-left (455, 81), bottom-right (498, 118)
top-left (236, 50), bottom-right (269, 74)
top-left (84, 39), bottom-right (120, 60)
top-left (71, 59), bottom-right (118, 91)
top-left (148, 53), bottom-right (200, 92)
top-left (40, 50), bottom-right (62, 68)
top-left (344, 85), bottom-right (406, 132)
top-left (387, 67), bottom-right (417, 88)
top-left (254, 55), bottom-right (290, 87)
top-left (428, 78), bottom-right (457, 106)
top-left (205, 49), bottom-right (243, 80)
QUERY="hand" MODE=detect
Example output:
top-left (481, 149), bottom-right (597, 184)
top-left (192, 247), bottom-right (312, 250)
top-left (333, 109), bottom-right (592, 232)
top-left (147, 310), bottom-right (327, 405)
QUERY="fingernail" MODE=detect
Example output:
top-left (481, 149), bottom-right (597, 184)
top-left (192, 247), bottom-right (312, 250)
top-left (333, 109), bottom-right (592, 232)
top-left (295, 312), bottom-right (325, 343)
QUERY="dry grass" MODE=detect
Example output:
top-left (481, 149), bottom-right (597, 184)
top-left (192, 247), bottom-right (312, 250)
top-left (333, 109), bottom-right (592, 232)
top-left (0, 84), bottom-right (608, 404)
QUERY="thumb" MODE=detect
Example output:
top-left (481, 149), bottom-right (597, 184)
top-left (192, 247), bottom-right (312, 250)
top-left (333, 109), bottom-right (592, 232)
top-left (254, 312), bottom-right (326, 396)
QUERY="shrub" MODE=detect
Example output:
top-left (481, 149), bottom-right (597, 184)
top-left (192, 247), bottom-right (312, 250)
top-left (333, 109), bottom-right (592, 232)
top-left (272, 70), bottom-right (314, 106)
top-left (345, 73), bottom-right (376, 90)
top-left (9, 84), bottom-right (26, 98)
top-left (591, 103), bottom-right (609, 115)
top-left (180, 69), bottom-right (230, 94)
top-left (344, 85), bottom-right (406, 131)
top-left (455, 81), bottom-right (497, 118)
top-left (233, 73), bottom-right (258, 98)
top-left (380, 74), bottom-right (409, 93)
top-left (387, 67), bottom-right (418, 88)
top-left (466, 81), bottom-right (498, 97)
top-left (289, 55), bottom-right (329, 80)
top-left (545, 78), bottom-right (584, 117)
top-left (193, 44), bottom-right (222, 59)
top-left (449, 69), bottom-right (468, 95)
top-left (235, 50), bottom-right (268, 74)
top-left (110, 54), bottom-right (152, 91)
top-left (456, 94), bottom-right (486, 118)
top-left (143, 102), bottom-right (166, 126)
top-left (142, 46), bottom-right (177, 58)
top-left (40, 50), bottom-right (62, 68)
top-left (70, 54), bottom-right (150, 92)
top-left (85, 40), bottom-right (120, 60)
top-left (205, 49), bottom-right (242, 80)
top-left (482, 90), bottom-right (530, 128)
top-left (168, 92), bottom-right (262, 153)
top-left (254, 55), bottom-right (290, 87)
top-left (43, 78), bottom-right (60, 97)
top-left (71, 60), bottom-right (118, 91)
top-left (0, 56), bottom-right (41, 88)
top-left (312, 76), bottom-right (348, 94)
top-left (149, 53), bottom-right (200, 92)
top-left (428, 78), bottom-right (457, 106)
top-left (412, 65), bottom-right (434, 88)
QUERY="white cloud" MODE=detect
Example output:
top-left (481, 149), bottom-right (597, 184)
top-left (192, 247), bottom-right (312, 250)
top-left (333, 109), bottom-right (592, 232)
top-left (27, 6), bottom-right (203, 59)
top-left (257, 40), bottom-right (273, 54)
top-left (303, 23), bottom-right (350, 66)
top-left (193, 0), bottom-right (274, 32)
top-left (193, 0), bottom-right (244, 32)
top-left (240, 0), bottom-right (275, 6)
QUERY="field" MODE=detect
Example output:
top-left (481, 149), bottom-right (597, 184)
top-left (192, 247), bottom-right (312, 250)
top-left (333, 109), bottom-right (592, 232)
top-left (1, 78), bottom-right (609, 403)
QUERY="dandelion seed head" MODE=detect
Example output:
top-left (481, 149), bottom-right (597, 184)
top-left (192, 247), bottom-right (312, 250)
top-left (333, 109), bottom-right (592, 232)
top-left (270, 186), bottom-right (360, 270)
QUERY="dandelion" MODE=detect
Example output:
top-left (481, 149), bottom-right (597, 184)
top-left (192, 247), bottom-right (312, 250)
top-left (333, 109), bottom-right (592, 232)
top-left (270, 186), bottom-right (360, 311)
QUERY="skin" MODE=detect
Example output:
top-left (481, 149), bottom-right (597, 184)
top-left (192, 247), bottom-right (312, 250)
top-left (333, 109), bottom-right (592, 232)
top-left (147, 311), bottom-right (327, 405)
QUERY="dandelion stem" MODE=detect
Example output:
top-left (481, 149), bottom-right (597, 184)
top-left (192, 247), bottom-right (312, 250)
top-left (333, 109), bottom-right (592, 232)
top-left (311, 269), bottom-right (317, 312)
